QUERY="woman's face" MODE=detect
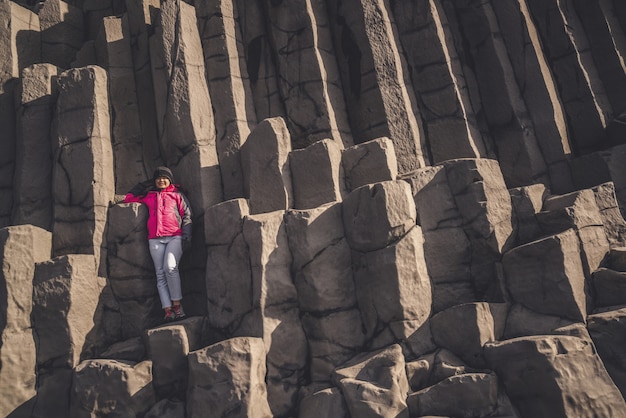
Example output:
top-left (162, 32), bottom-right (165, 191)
top-left (155, 176), bottom-right (171, 189)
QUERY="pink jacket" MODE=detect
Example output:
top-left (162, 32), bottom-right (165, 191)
top-left (124, 184), bottom-right (192, 240)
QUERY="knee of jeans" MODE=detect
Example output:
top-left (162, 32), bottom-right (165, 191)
top-left (165, 263), bottom-right (178, 275)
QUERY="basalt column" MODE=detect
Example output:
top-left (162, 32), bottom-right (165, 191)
top-left (235, 0), bottom-right (285, 122)
top-left (39, 0), bottom-right (84, 70)
top-left (526, 0), bottom-right (612, 154)
top-left (327, 0), bottom-right (428, 173)
top-left (263, 0), bottom-right (353, 149)
top-left (53, 66), bottom-right (115, 276)
top-left (450, 0), bottom-right (548, 188)
top-left (96, 15), bottom-right (149, 193)
top-left (195, 0), bottom-right (257, 200)
top-left (491, 0), bottom-right (575, 193)
top-left (124, 0), bottom-right (163, 175)
top-left (390, 0), bottom-right (487, 164)
top-left (12, 64), bottom-right (59, 230)
top-left (0, 1), bottom-right (40, 228)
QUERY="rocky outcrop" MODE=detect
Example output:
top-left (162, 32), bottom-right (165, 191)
top-left (3, 0), bottom-right (626, 417)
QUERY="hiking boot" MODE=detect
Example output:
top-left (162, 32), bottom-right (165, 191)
top-left (172, 304), bottom-right (186, 319)
top-left (164, 308), bottom-right (176, 322)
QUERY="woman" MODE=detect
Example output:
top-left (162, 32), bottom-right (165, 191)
top-left (125, 166), bottom-right (192, 321)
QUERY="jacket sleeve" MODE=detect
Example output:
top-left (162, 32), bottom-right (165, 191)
top-left (124, 193), bottom-right (144, 204)
top-left (179, 193), bottom-right (193, 240)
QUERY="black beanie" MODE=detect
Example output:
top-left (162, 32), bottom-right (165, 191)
top-left (153, 166), bottom-right (174, 183)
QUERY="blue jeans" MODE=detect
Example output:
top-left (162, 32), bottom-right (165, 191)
top-left (149, 236), bottom-right (183, 308)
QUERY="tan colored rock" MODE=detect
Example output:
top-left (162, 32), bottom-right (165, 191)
top-left (33, 255), bottom-right (103, 367)
top-left (343, 180), bottom-right (416, 252)
top-left (333, 344), bottom-right (409, 418)
top-left (240, 211), bottom-right (307, 416)
top-left (538, 189), bottom-right (610, 275)
top-left (407, 373), bottom-right (502, 418)
top-left (243, 117), bottom-right (293, 214)
top-left (299, 387), bottom-right (349, 418)
top-left (590, 268), bottom-right (626, 308)
top-left (430, 302), bottom-right (505, 368)
top-left (327, 0), bottom-right (427, 173)
top-left (391, 0), bottom-right (487, 164)
top-left (592, 182), bottom-right (626, 247)
top-left (352, 227), bottom-right (431, 345)
top-left (290, 139), bottom-right (345, 209)
top-left (70, 359), bottom-right (155, 418)
top-left (205, 199), bottom-right (252, 333)
top-left (234, 0), bottom-right (285, 121)
top-left (406, 349), bottom-right (476, 392)
top-left (53, 66), bottom-right (115, 276)
top-left (13, 64), bottom-right (59, 230)
top-left (509, 183), bottom-right (548, 245)
top-left (187, 337), bottom-right (272, 418)
top-left (124, 0), bottom-right (163, 175)
top-left (342, 137), bottom-right (398, 192)
top-left (195, 0), bottom-right (257, 200)
top-left (503, 303), bottom-right (576, 340)
top-left (502, 229), bottom-right (587, 322)
top-left (608, 246), bottom-right (626, 271)
top-left (0, 1), bottom-right (40, 228)
top-left (484, 334), bottom-right (626, 417)
top-left (526, 0), bottom-right (610, 155)
top-left (146, 317), bottom-right (205, 398)
top-left (0, 226), bottom-right (51, 417)
top-left (96, 15), bottom-right (148, 194)
top-left (588, 308), bottom-right (626, 397)
top-left (263, 0), bottom-right (353, 149)
top-left (301, 309), bottom-right (365, 382)
top-left (39, 0), bottom-right (83, 69)
top-left (150, 0), bottom-right (223, 215)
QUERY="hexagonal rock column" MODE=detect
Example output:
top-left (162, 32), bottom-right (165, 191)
top-left (239, 211), bottom-right (308, 417)
top-left (107, 203), bottom-right (159, 338)
top-left (96, 15), bottom-right (149, 194)
top-left (592, 182), bottom-right (626, 247)
top-left (537, 189), bottom-right (610, 276)
top-left (298, 387), bottom-right (349, 418)
top-left (53, 66), bottom-right (115, 276)
top-left (243, 117), bottom-right (293, 214)
top-left (429, 302), bottom-right (506, 368)
top-left (187, 337), bottom-right (272, 418)
top-left (587, 308), bottom-right (626, 397)
top-left (343, 180), bottom-right (431, 348)
top-left (484, 335), bottom-right (626, 417)
top-left (205, 199), bottom-right (252, 335)
top-left (124, 0), bottom-right (163, 175)
top-left (39, 0), bottom-right (84, 69)
top-left (327, 0), bottom-right (427, 174)
top-left (341, 137), bottom-right (398, 192)
top-left (32, 254), bottom-right (105, 417)
top-left (0, 226), bottom-right (51, 418)
top-left (526, 0), bottom-right (611, 155)
top-left (332, 344), bottom-right (410, 418)
top-left (0, 1), bottom-right (40, 228)
top-left (289, 139), bottom-right (345, 210)
top-left (145, 317), bottom-right (205, 399)
top-left (390, 0), bottom-right (487, 164)
top-left (406, 158), bottom-right (514, 312)
top-left (502, 229), bottom-right (587, 322)
top-left (12, 64), bottom-right (59, 230)
top-left (491, 0), bottom-right (574, 192)
top-left (407, 373), bottom-right (513, 418)
top-left (262, 0), bottom-right (353, 149)
top-left (195, 0), bottom-right (257, 200)
top-left (234, 0), bottom-right (285, 122)
top-left (509, 183), bottom-right (548, 246)
top-left (150, 0), bottom-right (223, 216)
top-left (70, 360), bottom-right (155, 418)
top-left (285, 203), bottom-right (365, 382)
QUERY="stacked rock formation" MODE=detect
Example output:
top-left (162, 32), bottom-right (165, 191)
top-left (2, 0), bottom-right (626, 417)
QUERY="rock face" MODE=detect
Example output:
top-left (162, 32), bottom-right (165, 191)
top-left (3, 0), bottom-right (626, 417)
